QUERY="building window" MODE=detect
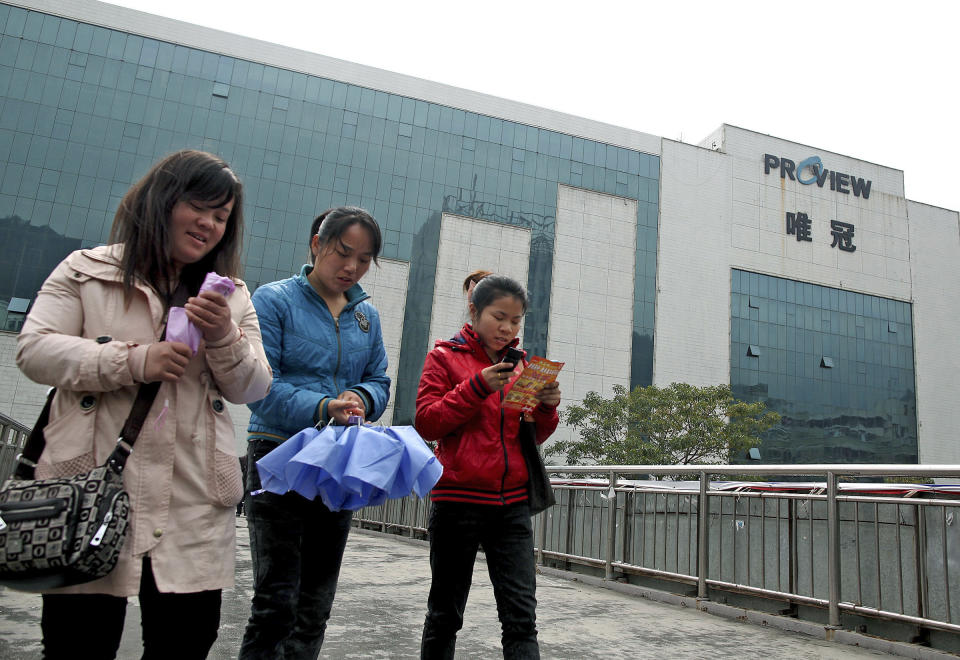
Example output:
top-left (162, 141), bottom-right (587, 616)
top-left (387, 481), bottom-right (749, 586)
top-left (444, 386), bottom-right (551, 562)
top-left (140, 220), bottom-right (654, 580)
top-left (3, 298), bottom-right (32, 332)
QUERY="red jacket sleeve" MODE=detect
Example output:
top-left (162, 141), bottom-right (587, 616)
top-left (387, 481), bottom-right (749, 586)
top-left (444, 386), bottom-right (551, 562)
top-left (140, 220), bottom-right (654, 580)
top-left (532, 402), bottom-right (559, 445)
top-left (415, 347), bottom-right (494, 440)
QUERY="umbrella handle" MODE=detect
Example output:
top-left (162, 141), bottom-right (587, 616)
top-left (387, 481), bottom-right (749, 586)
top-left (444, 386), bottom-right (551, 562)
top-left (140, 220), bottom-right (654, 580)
top-left (313, 413), bottom-right (365, 430)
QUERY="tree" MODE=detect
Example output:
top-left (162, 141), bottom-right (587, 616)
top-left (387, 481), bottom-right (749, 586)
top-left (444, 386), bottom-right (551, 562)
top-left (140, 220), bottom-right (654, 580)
top-left (552, 383), bottom-right (781, 466)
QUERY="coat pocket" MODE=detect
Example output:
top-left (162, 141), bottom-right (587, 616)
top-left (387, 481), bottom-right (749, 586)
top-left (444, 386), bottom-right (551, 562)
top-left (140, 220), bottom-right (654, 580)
top-left (34, 395), bottom-right (98, 479)
top-left (213, 450), bottom-right (244, 507)
top-left (205, 391), bottom-right (244, 507)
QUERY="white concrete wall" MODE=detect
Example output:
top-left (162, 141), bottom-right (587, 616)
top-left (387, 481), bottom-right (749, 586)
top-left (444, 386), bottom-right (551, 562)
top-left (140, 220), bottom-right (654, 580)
top-left (429, 213), bottom-right (530, 346)
top-left (906, 201), bottom-right (960, 464)
top-left (654, 140), bottom-right (732, 387)
top-left (549, 185), bottom-right (637, 449)
top-left (719, 125), bottom-right (911, 300)
top-left (360, 257), bottom-right (409, 426)
top-left (659, 127), bottom-right (960, 463)
top-left (656, 128), bottom-right (918, 391)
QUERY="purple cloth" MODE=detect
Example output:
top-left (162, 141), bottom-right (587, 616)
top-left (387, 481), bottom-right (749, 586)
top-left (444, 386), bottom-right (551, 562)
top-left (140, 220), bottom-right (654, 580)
top-left (165, 307), bottom-right (202, 355)
top-left (165, 271), bottom-right (236, 354)
top-left (199, 271), bottom-right (235, 297)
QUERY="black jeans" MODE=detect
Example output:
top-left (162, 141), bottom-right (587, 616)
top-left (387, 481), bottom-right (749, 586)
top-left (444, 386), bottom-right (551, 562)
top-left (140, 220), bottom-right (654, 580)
top-left (239, 438), bottom-right (353, 660)
top-left (421, 501), bottom-right (539, 660)
top-left (41, 557), bottom-right (221, 660)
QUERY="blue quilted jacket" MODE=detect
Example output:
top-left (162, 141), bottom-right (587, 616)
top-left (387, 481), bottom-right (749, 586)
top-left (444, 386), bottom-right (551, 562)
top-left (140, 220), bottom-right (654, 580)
top-left (246, 264), bottom-right (390, 440)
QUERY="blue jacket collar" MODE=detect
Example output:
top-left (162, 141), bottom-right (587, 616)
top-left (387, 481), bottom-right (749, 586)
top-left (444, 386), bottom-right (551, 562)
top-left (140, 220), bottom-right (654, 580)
top-left (297, 264), bottom-right (369, 310)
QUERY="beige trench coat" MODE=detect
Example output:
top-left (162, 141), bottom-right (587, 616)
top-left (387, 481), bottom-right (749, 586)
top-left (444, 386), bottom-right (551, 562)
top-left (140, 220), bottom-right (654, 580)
top-left (15, 245), bottom-right (272, 596)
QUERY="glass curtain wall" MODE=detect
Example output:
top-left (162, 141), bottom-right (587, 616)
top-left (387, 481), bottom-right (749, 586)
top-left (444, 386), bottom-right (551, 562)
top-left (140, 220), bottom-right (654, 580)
top-left (0, 3), bottom-right (659, 422)
top-left (731, 269), bottom-right (917, 463)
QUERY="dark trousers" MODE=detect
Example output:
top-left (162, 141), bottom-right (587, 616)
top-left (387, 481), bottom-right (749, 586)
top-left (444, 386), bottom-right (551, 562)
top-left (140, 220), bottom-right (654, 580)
top-left (237, 454), bottom-right (249, 516)
top-left (239, 438), bottom-right (353, 660)
top-left (421, 501), bottom-right (539, 660)
top-left (40, 557), bottom-right (221, 660)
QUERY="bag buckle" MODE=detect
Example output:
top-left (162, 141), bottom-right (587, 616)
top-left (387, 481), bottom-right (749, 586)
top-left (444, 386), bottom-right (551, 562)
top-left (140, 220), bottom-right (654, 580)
top-left (106, 437), bottom-right (134, 472)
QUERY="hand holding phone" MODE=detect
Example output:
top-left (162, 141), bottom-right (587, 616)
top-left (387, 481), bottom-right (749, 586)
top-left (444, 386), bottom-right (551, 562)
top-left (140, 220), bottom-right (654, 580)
top-left (500, 346), bottom-right (524, 370)
top-left (481, 361), bottom-right (516, 392)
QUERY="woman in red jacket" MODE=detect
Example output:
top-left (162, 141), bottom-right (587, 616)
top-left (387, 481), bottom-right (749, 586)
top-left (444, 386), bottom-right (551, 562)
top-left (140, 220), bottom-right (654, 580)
top-left (415, 274), bottom-right (561, 660)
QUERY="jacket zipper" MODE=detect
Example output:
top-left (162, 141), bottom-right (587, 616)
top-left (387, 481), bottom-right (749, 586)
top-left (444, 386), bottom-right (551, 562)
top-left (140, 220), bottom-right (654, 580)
top-left (499, 390), bottom-right (508, 503)
top-left (314, 286), bottom-right (369, 400)
top-left (333, 316), bottom-right (342, 393)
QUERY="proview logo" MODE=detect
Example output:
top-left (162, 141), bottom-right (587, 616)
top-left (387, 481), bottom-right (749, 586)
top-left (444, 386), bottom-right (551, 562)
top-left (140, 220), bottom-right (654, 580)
top-left (763, 154), bottom-right (872, 199)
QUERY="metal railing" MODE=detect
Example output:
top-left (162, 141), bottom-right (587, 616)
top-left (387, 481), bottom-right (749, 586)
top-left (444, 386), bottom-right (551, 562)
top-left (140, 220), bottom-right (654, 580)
top-left (0, 413), bottom-right (30, 483)
top-left (354, 464), bottom-right (960, 637)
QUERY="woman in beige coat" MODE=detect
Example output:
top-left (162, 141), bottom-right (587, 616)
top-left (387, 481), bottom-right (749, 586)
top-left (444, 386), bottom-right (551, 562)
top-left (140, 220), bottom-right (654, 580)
top-left (15, 150), bottom-right (272, 659)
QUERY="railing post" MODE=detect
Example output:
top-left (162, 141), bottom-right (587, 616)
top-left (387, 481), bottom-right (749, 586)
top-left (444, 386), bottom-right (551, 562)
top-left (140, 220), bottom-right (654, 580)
top-left (605, 469), bottom-right (618, 581)
top-left (698, 471), bottom-right (709, 599)
top-left (408, 496), bottom-right (417, 538)
top-left (915, 502), bottom-right (928, 620)
top-left (827, 471), bottom-right (841, 628)
top-left (564, 483), bottom-right (575, 570)
top-left (788, 498), bottom-right (798, 596)
top-left (537, 505), bottom-right (547, 566)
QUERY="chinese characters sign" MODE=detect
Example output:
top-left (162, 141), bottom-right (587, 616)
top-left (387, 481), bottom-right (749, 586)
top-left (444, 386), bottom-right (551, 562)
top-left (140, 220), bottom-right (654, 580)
top-left (829, 221), bottom-right (856, 252)
top-left (785, 212), bottom-right (812, 242)
top-left (785, 212), bottom-right (856, 252)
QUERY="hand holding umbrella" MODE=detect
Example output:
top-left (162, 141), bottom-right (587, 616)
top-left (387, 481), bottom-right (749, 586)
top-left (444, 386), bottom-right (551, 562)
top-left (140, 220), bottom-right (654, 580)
top-left (328, 392), bottom-right (366, 425)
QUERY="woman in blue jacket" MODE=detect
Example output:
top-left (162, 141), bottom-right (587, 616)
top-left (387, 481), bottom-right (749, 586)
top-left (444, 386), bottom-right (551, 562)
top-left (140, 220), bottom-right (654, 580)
top-left (239, 206), bottom-right (390, 659)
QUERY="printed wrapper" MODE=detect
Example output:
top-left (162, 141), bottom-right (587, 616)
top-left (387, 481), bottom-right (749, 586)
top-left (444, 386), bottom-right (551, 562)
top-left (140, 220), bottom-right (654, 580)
top-left (502, 356), bottom-right (564, 412)
top-left (165, 271), bottom-right (236, 354)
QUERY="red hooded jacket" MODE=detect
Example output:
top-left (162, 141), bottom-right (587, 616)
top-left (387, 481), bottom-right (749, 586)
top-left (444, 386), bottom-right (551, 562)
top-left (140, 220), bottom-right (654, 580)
top-left (415, 324), bottom-right (559, 505)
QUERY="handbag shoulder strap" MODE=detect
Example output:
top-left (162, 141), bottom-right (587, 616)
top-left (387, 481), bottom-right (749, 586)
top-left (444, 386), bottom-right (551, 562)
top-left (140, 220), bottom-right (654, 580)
top-left (15, 281), bottom-right (195, 479)
top-left (104, 380), bottom-right (161, 474)
top-left (13, 388), bottom-right (55, 479)
top-left (107, 281), bottom-right (192, 474)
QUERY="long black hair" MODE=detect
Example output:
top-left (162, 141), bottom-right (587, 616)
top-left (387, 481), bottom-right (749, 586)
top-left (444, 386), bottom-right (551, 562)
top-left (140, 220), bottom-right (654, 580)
top-left (110, 149), bottom-right (244, 298)
top-left (308, 206), bottom-right (382, 264)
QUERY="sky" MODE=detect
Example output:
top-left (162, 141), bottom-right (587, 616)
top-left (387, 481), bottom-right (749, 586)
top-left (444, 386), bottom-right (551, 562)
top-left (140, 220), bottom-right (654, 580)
top-left (106, 0), bottom-right (960, 214)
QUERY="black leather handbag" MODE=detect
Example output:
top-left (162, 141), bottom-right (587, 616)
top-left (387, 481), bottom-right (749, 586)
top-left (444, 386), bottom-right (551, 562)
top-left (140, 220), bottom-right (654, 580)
top-left (0, 382), bottom-right (160, 592)
top-left (518, 421), bottom-right (555, 515)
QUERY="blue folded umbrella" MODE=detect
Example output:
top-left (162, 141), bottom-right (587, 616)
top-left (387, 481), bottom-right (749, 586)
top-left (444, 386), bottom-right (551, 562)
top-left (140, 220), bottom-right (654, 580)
top-left (255, 423), bottom-right (442, 511)
top-left (387, 426), bottom-right (444, 498)
top-left (255, 427), bottom-right (324, 498)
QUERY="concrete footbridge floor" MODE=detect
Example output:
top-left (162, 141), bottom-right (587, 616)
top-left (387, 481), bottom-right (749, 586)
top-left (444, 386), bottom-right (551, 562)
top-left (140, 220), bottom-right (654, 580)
top-left (0, 518), bottom-right (944, 659)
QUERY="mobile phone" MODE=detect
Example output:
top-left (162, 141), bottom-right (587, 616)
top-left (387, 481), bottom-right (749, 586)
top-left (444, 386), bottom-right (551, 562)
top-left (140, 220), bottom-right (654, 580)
top-left (500, 347), bottom-right (524, 370)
